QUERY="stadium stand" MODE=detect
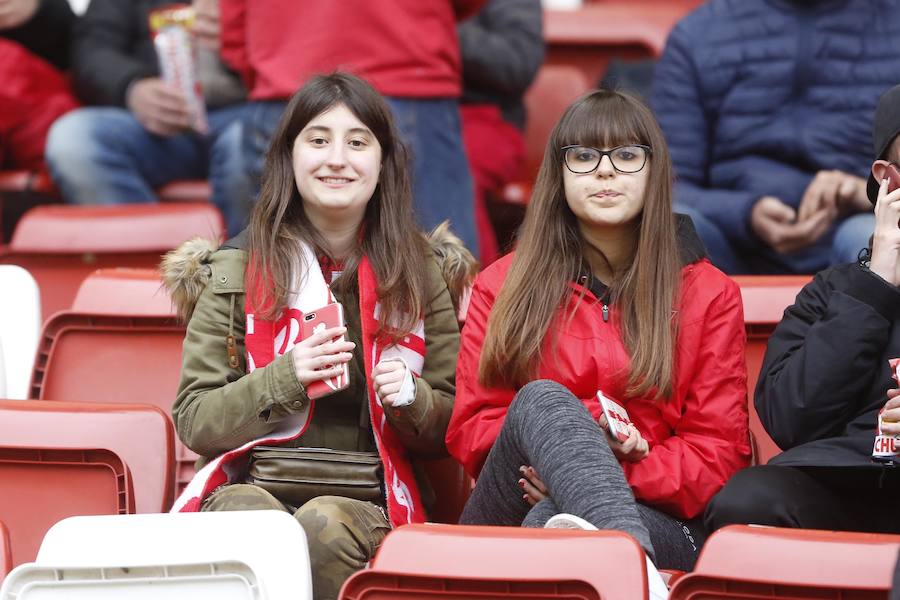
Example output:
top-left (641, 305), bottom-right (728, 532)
top-left (0, 521), bottom-right (10, 584)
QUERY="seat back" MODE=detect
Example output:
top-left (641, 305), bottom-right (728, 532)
top-left (0, 400), bottom-right (174, 515)
top-left (31, 310), bottom-right (195, 495)
top-left (341, 523), bottom-right (647, 600)
top-left (0, 266), bottom-right (40, 399)
top-left (0, 447), bottom-right (133, 569)
top-left (69, 270), bottom-right (199, 492)
top-left (669, 525), bottom-right (900, 599)
top-left (35, 512), bottom-right (312, 600)
top-left (1, 204), bottom-right (222, 319)
top-left (733, 275), bottom-right (811, 465)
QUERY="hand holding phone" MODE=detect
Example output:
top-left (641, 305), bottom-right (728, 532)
top-left (597, 391), bottom-right (631, 443)
top-left (291, 303), bottom-right (353, 399)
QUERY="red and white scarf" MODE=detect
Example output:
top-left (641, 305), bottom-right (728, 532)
top-left (172, 242), bottom-right (428, 526)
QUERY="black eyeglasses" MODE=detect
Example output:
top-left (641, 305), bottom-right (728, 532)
top-left (561, 144), bottom-right (652, 174)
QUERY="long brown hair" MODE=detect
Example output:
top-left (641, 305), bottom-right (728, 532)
top-left (479, 89), bottom-right (681, 399)
top-left (246, 72), bottom-right (429, 338)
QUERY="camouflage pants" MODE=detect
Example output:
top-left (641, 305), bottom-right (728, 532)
top-left (201, 484), bottom-right (391, 600)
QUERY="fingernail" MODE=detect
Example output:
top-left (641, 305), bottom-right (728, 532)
top-left (517, 479), bottom-right (526, 488)
top-left (518, 466), bottom-right (526, 473)
top-left (522, 494), bottom-right (530, 502)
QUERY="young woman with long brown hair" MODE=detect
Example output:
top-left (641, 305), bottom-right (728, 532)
top-left (446, 89), bottom-right (751, 581)
top-left (163, 73), bottom-right (473, 600)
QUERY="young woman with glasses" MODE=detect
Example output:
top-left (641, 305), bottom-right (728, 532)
top-left (446, 89), bottom-right (751, 581)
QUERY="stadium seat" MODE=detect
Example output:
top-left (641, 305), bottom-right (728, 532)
top-left (669, 524), bottom-right (900, 599)
top-left (0, 266), bottom-right (40, 399)
top-left (30, 511), bottom-right (312, 600)
top-left (0, 400), bottom-right (174, 517)
top-left (542, 2), bottom-right (691, 86)
top-left (68, 270), bottom-right (199, 494)
top-left (0, 203), bottom-right (223, 320)
top-left (157, 180), bottom-right (212, 203)
top-left (0, 521), bottom-right (10, 584)
top-left (340, 523), bottom-right (647, 599)
top-left (72, 268), bottom-right (175, 316)
top-left (30, 308), bottom-right (196, 496)
top-left (733, 275), bottom-right (811, 464)
top-left (501, 65), bottom-right (593, 204)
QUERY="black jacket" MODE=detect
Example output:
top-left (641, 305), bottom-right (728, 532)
top-left (71, 0), bottom-right (168, 107)
top-left (1, 0), bottom-right (74, 70)
top-left (757, 261), bottom-right (900, 469)
top-left (458, 0), bottom-right (543, 130)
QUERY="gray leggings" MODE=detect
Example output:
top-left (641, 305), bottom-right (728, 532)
top-left (460, 379), bottom-right (707, 571)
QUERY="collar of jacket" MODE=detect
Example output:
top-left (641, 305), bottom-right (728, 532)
top-left (574, 213), bottom-right (708, 301)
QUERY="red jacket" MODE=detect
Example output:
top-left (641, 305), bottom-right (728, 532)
top-left (219, 0), bottom-right (486, 101)
top-left (446, 244), bottom-right (751, 520)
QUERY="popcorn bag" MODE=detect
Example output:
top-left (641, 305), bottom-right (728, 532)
top-left (872, 358), bottom-right (900, 462)
top-left (149, 4), bottom-right (208, 134)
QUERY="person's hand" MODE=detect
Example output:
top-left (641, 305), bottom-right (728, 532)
top-left (518, 465), bottom-right (548, 506)
top-left (797, 170), bottom-right (869, 221)
top-left (291, 325), bottom-right (355, 388)
top-left (0, 0), bottom-right (39, 30)
top-left (126, 78), bottom-right (192, 136)
top-left (191, 0), bottom-right (219, 51)
top-left (372, 360), bottom-right (408, 407)
top-left (880, 388), bottom-right (900, 435)
top-left (751, 196), bottom-right (835, 253)
top-left (868, 178), bottom-right (900, 286)
top-left (598, 412), bottom-right (649, 462)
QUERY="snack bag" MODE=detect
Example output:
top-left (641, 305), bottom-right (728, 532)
top-left (149, 5), bottom-right (208, 133)
top-left (873, 358), bottom-right (900, 462)
top-left (597, 390), bottom-right (631, 443)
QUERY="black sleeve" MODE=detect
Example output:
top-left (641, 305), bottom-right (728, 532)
top-left (755, 264), bottom-right (900, 449)
top-left (457, 0), bottom-right (544, 97)
top-left (0, 0), bottom-right (74, 69)
top-left (71, 0), bottom-right (158, 106)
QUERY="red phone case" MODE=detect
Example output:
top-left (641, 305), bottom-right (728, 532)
top-left (301, 303), bottom-right (350, 400)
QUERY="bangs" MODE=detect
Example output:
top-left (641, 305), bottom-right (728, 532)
top-left (554, 91), bottom-right (651, 150)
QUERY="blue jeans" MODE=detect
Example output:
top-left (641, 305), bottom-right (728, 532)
top-left (242, 98), bottom-right (478, 254)
top-left (675, 204), bottom-right (875, 274)
top-left (45, 104), bottom-right (252, 236)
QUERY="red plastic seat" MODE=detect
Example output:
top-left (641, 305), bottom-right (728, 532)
top-left (733, 275), bottom-right (811, 465)
top-left (669, 524), bottom-right (900, 599)
top-left (1, 400), bottom-right (174, 516)
top-left (30, 310), bottom-right (192, 497)
top-left (0, 520), bottom-right (10, 584)
top-left (157, 180), bottom-right (212, 203)
top-left (543, 2), bottom-right (692, 86)
top-left (0, 203), bottom-right (223, 319)
top-left (72, 268), bottom-right (176, 316)
top-left (340, 523), bottom-right (647, 599)
top-left (69, 270), bottom-right (199, 494)
top-left (501, 65), bottom-right (592, 205)
top-left (0, 400), bottom-right (174, 568)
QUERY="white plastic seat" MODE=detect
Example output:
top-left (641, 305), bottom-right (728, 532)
top-left (19, 511), bottom-right (311, 600)
top-left (0, 266), bottom-right (40, 399)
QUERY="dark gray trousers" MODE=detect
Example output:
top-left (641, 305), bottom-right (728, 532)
top-left (460, 379), bottom-right (706, 570)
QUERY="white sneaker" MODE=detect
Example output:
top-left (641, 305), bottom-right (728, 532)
top-left (544, 513), bottom-right (669, 600)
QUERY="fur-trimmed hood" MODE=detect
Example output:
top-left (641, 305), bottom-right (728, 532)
top-left (160, 222), bottom-right (480, 322)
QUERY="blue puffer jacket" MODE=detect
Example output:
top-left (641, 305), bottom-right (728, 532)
top-left (652, 0), bottom-right (900, 251)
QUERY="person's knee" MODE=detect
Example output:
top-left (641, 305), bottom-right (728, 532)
top-left (510, 380), bottom-right (576, 420)
top-left (294, 496), bottom-right (389, 599)
top-left (200, 483), bottom-right (285, 512)
top-left (45, 110), bottom-right (95, 173)
top-left (704, 468), bottom-right (788, 532)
